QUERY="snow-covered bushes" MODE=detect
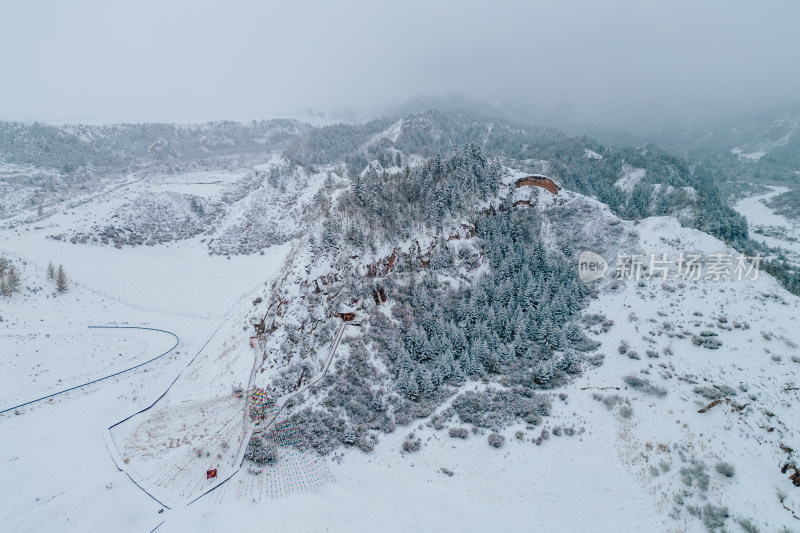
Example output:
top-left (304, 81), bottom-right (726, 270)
top-left (715, 461), bottom-right (735, 478)
top-left (209, 165), bottom-right (304, 255)
top-left (692, 331), bottom-right (723, 350)
top-left (244, 435), bottom-right (278, 465)
top-left (64, 192), bottom-right (223, 247)
top-left (623, 374), bottom-right (668, 397)
top-left (402, 434), bottom-right (422, 453)
top-left (451, 389), bottom-right (550, 430)
top-left (289, 408), bottom-right (348, 456)
top-left (735, 518), bottom-right (760, 533)
top-left (694, 386), bottom-right (723, 400)
top-left (680, 461), bottom-right (710, 492)
top-left (487, 433), bottom-right (505, 448)
top-left (701, 504), bottom-right (730, 531)
top-left (694, 384), bottom-right (738, 401)
top-left (448, 427), bottom-right (469, 439)
top-left (285, 339), bottom-right (397, 455)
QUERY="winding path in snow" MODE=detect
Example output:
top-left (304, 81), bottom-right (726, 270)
top-left (274, 318), bottom-right (348, 411)
top-left (184, 319), bottom-right (350, 507)
top-left (112, 317), bottom-right (350, 515)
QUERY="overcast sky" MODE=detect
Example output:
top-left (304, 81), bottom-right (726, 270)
top-left (1, 0), bottom-right (799, 133)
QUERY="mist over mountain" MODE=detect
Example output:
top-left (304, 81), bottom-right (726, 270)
top-left (3, 2), bottom-right (800, 533)
top-left (3, 0), bottom-right (799, 135)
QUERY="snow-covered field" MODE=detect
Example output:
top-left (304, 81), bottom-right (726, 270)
top-left (735, 185), bottom-right (800, 257)
top-left (0, 327), bottom-right (176, 407)
top-left (2, 158), bottom-right (800, 533)
top-left (0, 159), bottom-right (292, 531)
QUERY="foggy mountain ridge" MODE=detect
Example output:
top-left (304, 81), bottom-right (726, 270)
top-left (4, 2), bottom-right (800, 532)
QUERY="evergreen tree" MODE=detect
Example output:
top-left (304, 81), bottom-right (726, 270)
top-left (398, 370), bottom-right (419, 400)
top-left (56, 265), bottom-right (68, 293)
top-left (320, 220), bottom-right (341, 251)
top-left (534, 362), bottom-right (553, 385)
top-left (558, 351), bottom-right (578, 374)
top-left (545, 322), bottom-right (563, 351)
top-left (461, 350), bottom-right (486, 376)
top-left (6, 266), bottom-right (19, 293)
top-left (430, 361), bottom-right (445, 388)
top-left (417, 369), bottom-right (435, 398)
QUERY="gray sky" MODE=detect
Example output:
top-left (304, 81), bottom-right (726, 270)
top-left (1, 0), bottom-right (799, 133)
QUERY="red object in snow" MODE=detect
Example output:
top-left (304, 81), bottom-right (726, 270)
top-left (206, 469), bottom-right (217, 479)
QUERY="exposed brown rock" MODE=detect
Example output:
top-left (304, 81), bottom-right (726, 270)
top-left (515, 175), bottom-right (560, 195)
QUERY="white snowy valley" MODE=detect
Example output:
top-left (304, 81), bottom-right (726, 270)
top-left (1, 116), bottom-right (799, 533)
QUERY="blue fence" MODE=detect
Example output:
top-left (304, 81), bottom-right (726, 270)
top-left (0, 325), bottom-right (179, 415)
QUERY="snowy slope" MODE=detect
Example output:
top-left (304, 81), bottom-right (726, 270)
top-left (615, 163), bottom-right (646, 193)
top-left (152, 208), bottom-right (800, 533)
top-left (2, 148), bottom-right (800, 533)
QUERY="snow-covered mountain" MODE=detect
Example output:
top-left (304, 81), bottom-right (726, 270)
top-left (1, 111), bottom-right (799, 532)
top-left (642, 103), bottom-right (800, 177)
